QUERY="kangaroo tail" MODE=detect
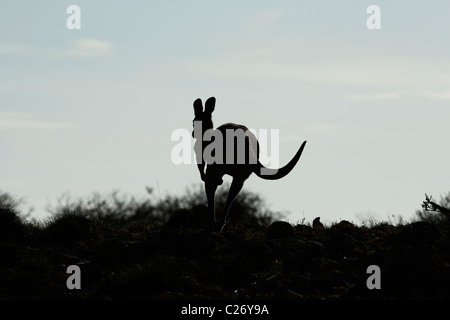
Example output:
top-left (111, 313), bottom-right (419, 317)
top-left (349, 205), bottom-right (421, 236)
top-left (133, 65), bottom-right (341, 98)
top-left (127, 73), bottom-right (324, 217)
top-left (254, 140), bottom-right (307, 180)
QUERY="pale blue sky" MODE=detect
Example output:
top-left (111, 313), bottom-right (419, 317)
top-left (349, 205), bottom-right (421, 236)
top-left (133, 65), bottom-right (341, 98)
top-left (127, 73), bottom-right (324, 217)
top-left (1, 1), bottom-right (449, 225)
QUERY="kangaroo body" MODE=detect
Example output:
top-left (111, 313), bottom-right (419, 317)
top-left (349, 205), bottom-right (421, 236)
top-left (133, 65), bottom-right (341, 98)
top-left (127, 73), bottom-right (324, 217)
top-left (192, 97), bottom-right (307, 232)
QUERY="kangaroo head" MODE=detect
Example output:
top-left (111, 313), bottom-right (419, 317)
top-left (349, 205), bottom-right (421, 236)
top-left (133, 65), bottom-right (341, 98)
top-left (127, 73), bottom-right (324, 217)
top-left (192, 97), bottom-right (215, 138)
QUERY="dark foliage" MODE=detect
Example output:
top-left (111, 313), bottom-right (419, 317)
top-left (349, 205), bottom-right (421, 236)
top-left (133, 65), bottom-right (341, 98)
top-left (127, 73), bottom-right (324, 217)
top-left (416, 193), bottom-right (450, 243)
top-left (1, 189), bottom-right (450, 300)
top-left (0, 192), bottom-right (26, 240)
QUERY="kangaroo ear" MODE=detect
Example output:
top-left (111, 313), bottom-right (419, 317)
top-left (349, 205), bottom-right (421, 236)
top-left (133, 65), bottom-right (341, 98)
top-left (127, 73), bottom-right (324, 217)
top-left (205, 97), bottom-right (216, 114)
top-left (193, 98), bottom-right (203, 116)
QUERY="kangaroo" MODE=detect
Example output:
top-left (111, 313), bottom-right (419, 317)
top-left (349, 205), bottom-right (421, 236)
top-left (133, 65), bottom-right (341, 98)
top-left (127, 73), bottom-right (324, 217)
top-left (192, 96), bottom-right (307, 232)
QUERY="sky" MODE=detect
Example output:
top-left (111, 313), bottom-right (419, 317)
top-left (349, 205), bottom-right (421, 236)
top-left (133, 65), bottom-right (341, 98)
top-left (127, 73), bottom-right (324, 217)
top-left (1, 1), bottom-right (449, 225)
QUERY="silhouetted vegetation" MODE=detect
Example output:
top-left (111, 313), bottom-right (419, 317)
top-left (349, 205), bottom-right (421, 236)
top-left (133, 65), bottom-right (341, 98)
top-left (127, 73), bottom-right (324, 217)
top-left (0, 192), bottom-right (28, 240)
top-left (417, 193), bottom-right (450, 222)
top-left (1, 188), bottom-right (450, 300)
top-left (44, 184), bottom-right (281, 230)
top-left (416, 193), bottom-right (450, 244)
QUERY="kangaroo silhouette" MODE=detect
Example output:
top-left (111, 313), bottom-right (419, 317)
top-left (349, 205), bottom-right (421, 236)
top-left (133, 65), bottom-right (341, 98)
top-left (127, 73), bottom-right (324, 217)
top-left (192, 97), bottom-right (307, 232)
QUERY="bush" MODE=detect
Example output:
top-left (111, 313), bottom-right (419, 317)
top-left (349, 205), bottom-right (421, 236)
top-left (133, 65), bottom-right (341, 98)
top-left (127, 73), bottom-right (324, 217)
top-left (417, 193), bottom-right (450, 242)
top-left (46, 184), bottom-right (283, 231)
top-left (417, 193), bottom-right (450, 223)
top-left (47, 190), bottom-right (165, 228)
top-left (44, 209), bottom-right (97, 244)
top-left (165, 183), bottom-right (283, 228)
top-left (0, 191), bottom-right (26, 240)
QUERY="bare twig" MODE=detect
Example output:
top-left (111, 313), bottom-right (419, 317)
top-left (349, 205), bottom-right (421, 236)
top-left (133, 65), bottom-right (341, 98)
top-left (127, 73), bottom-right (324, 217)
top-left (422, 194), bottom-right (450, 216)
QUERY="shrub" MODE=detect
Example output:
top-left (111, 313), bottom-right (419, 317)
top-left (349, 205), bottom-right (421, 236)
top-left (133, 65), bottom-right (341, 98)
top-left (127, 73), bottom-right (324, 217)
top-left (165, 183), bottom-right (284, 228)
top-left (417, 193), bottom-right (450, 242)
top-left (44, 209), bottom-right (97, 244)
top-left (46, 184), bottom-right (283, 231)
top-left (0, 191), bottom-right (25, 240)
top-left (417, 193), bottom-right (450, 223)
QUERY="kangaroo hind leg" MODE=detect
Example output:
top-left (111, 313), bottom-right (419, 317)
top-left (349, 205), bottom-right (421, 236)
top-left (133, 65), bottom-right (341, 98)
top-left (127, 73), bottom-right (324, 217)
top-left (215, 179), bottom-right (245, 232)
top-left (205, 181), bottom-right (218, 229)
